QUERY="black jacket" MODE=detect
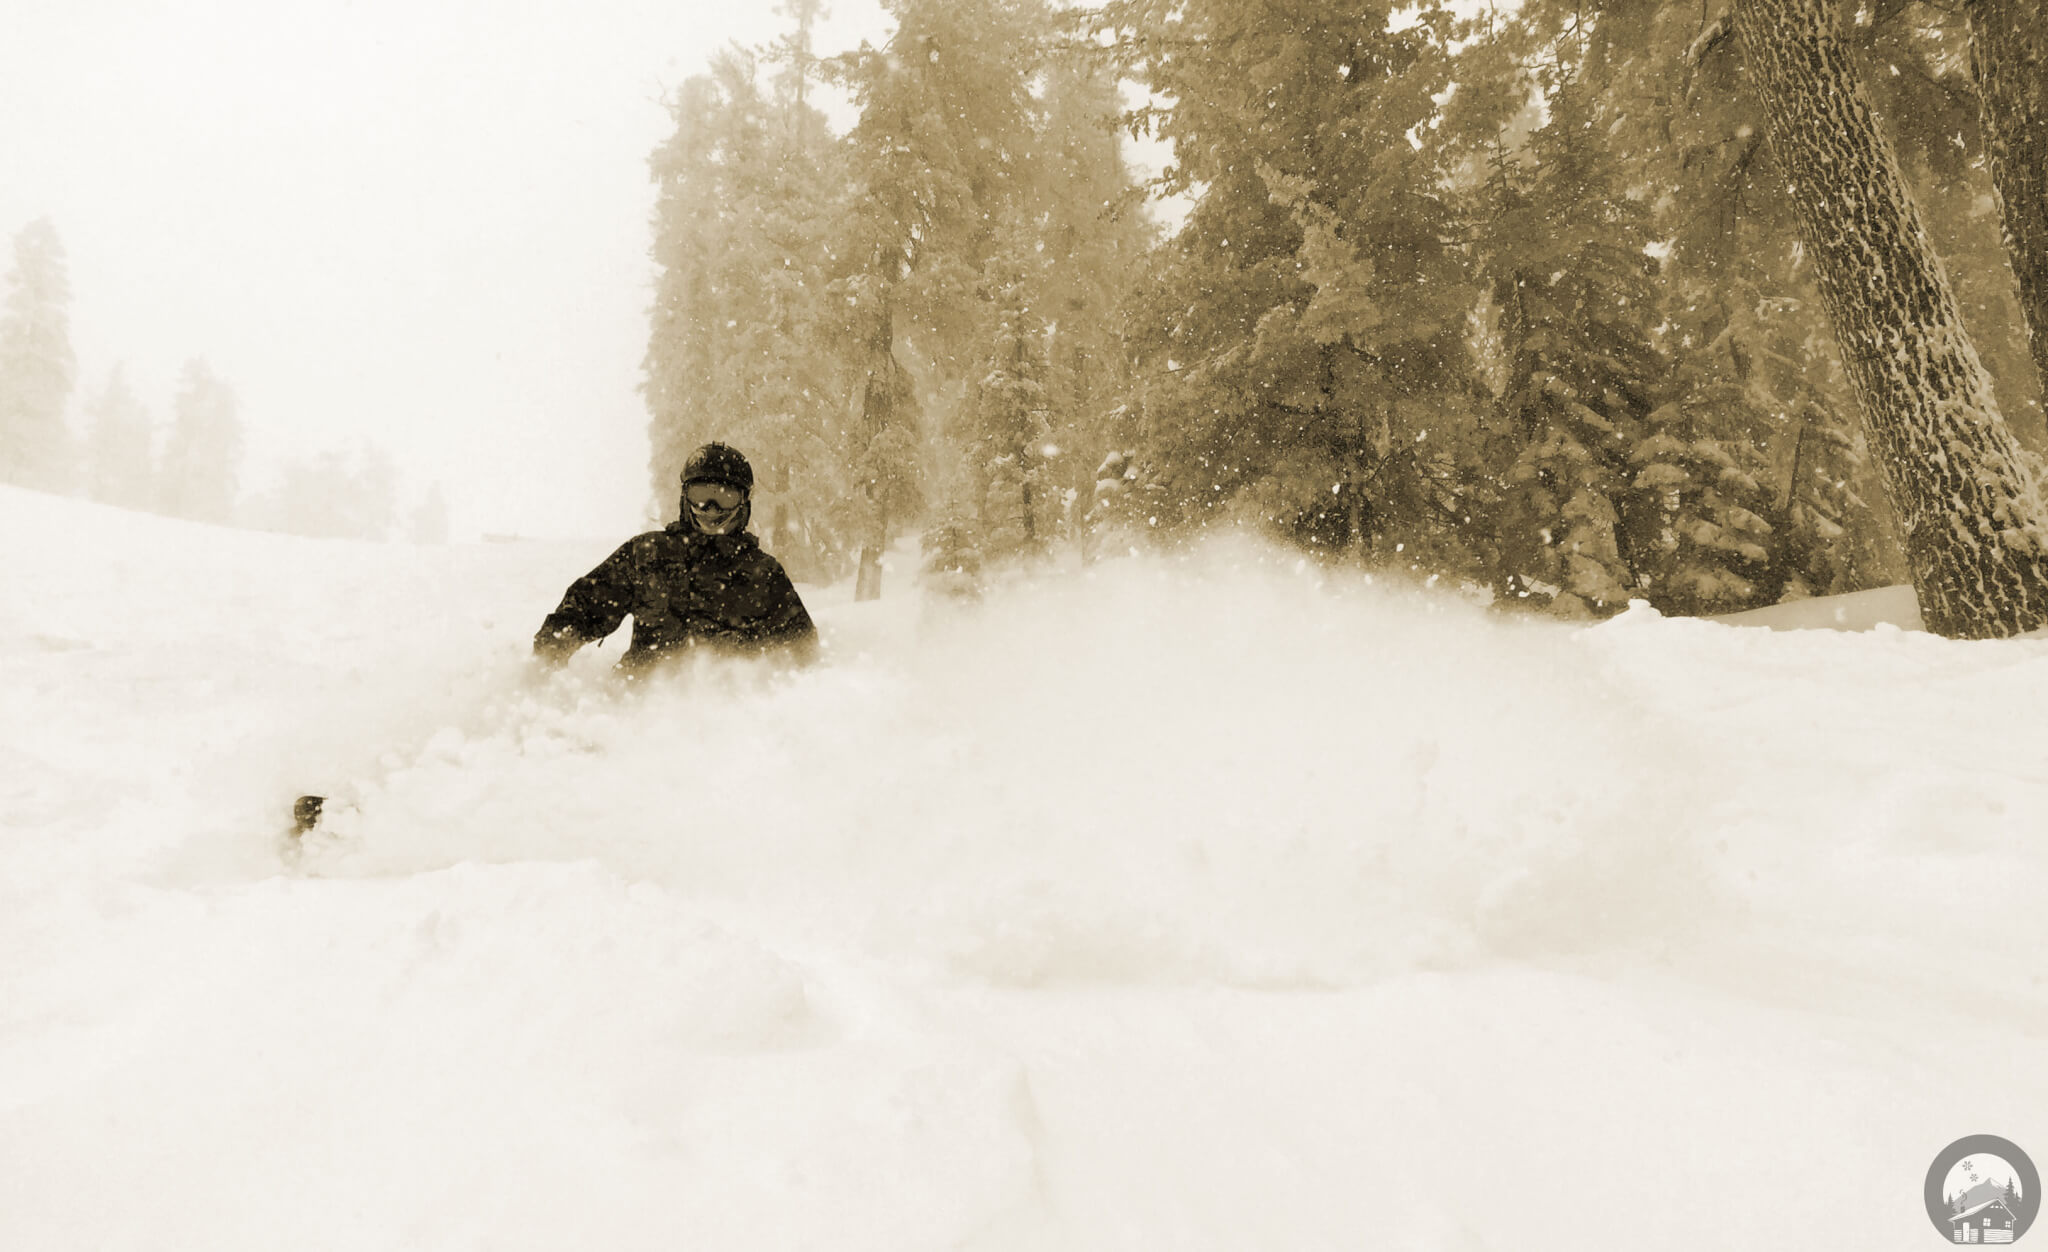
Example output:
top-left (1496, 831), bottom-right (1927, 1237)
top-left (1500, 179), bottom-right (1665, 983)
top-left (534, 522), bottom-right (817, 670)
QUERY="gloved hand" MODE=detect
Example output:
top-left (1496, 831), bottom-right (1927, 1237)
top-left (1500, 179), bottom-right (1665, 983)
top-left (531, 625), bottom-right (580, 670)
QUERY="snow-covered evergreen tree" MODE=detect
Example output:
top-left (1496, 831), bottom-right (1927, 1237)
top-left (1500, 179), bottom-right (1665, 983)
top-left (1625, 401), bottom-right (1777, 615)
top-left (644, 39), bottom-right (852, 581)
top-left (255, 440), bottom-right (398, 541)
top-left (84, 364), bottom-right (153, 509)
top-left (918, 505), bottom-right (984, 599)
top-left (156, 360), bottom-right (242, 524)
top-left (0, 219), bottom-right (77, 492)
top-left (1471, 0), bottom-right (1920, 610)
top-left (1474, 80), bottom-right (1676, 616)
top-left (825, 0), bottom-right (1047, 597)
top-left (1023, 50), bottom-right (1152, 540)
top-left (1108, 0), bottom-right (1482, 564)
top-left (961, 243), bottom-right (1053, 563)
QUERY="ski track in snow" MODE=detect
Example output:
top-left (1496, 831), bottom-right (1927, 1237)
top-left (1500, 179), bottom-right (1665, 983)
top-left (3, 485), bottom-right (2046, 1250)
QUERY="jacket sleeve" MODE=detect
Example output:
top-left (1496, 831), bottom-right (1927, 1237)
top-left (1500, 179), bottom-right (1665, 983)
top-left (754, 560), bottom-right (819, 665)
top-left (533, 540), bottom-right (640, 663)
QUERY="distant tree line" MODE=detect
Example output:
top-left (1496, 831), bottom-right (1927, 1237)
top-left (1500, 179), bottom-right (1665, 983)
top-left (0, 218), bottom-right (449, 544)
top-left (644, 0), bottom-right (2048, 637)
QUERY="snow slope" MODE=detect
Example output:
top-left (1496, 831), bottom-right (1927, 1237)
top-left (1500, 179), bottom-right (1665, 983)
top-left (3, 484), bottom-right (2045, 1250)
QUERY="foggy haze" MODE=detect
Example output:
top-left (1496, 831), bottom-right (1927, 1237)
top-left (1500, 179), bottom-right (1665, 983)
top-left (0, 0), bottom-right (889, 539)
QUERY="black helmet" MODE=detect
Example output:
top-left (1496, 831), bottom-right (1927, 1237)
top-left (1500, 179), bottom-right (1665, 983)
top-left (680, 442), bottom-right (754, 493)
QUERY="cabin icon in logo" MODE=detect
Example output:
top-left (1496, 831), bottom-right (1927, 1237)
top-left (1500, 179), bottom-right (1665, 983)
top-left (1953, 1198), bottom-right (2022, 1244)
top-left (1926, 1136), bottom-right (2039, 1244)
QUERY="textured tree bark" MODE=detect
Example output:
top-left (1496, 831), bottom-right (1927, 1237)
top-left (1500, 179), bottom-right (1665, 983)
top-left (1734, 0), bottom-right (2048, 638)
top-left (1966, 0), bottom-right (2048, 399)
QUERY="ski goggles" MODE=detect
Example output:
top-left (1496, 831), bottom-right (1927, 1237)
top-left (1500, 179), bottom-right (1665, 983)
top-left (684, 481), bottom-right (747, 513)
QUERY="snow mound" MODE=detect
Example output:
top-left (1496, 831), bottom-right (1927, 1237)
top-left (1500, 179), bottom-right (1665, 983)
top-left (1710, 582), bottom-right (1923, 631)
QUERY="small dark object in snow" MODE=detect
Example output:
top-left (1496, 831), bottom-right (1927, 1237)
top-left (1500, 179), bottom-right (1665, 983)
top-left (292, 795), bottom-right (325, 835)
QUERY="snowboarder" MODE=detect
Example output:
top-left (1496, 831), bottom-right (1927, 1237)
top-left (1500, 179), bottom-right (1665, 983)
top-left (289, 445), bottom-right (814, 844)
top-left (532, 443), bottom-right (818, 673)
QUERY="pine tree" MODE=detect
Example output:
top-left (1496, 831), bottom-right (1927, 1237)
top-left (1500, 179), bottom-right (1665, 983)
top-left (157, 359), bottom-right (242, 524)
top-left (1106, 0), bottom-right (1482, 564)
top-left (752, 32), bottom-right (859, 581)
top-left (769, 0), bottom-right (830, 146)
top-left (1476, 78), bottom-right (1680, 616)
top-left (963, 241), bottom-right (1054, 563)
top-left (0, 219), bottom-right (77, 491)
top-left (1570, 1), bottom-right (1910, 599)
top-left (643, 44), bottom-right (851, 579)
top-left (1769, 397), bottom-right (1893, 599)
top-left (1626, 396), bottom-right (1779, 615)
top-left (1734, 0), bottom-right (2048, 637)
top-left (918, 503), bottom-right (984, 598)
top-left (840, 266), bottom-right (924, 600)
top-left (1081, 444), bottom-right (1152, 560)
top-left (643, 71), bottom-right (728, 512)
top-left (1022, 47), bottom-right (1151, 539)
top-left (84, 364), bottom-right (153, 508)
top-left (825, 0), bottom-right (1048, 597)
top-left (256, 441), bottom-right (399, 540)
top-left (916, 30), bottom-right (1149, 567)
top-left (1460, 0), bottom-right (1911, 614)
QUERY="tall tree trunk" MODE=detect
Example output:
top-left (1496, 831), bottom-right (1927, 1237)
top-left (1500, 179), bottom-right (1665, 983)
top-left (1733, 0), bottom-right (2048, 638)
top-left (855, 505), bottom-right (886, 601)
top-left (855, 354), bottom-right (891, 603)
top-left (854, 271), bottom-right (897, 603)
top-left (1966, 0), bottom-right (2048, 397)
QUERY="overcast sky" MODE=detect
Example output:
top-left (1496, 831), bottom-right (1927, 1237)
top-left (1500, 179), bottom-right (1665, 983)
top-left (2, 0), bottom-right (891, 539)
